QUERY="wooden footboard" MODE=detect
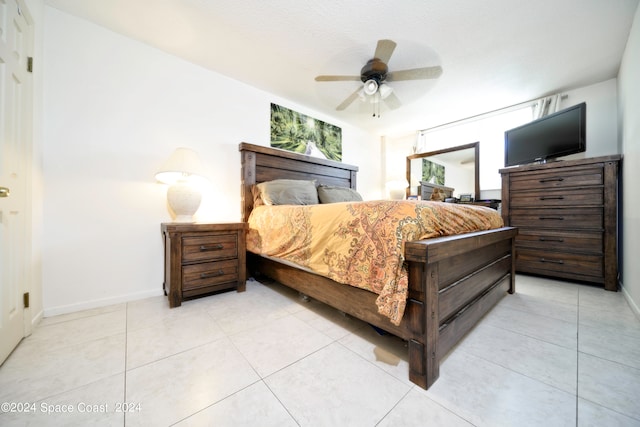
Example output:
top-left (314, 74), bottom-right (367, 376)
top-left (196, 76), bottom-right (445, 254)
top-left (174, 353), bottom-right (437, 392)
top-left (404, 227), bottom-right (517, 388)
top-left (239, 142), bottom-right (517, 389)
top-left (246, 227), bottom-right (516, 390)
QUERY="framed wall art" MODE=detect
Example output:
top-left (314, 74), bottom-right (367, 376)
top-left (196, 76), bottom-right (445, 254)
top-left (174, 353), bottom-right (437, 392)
top-left (270, 103), bottom-right (342, 161)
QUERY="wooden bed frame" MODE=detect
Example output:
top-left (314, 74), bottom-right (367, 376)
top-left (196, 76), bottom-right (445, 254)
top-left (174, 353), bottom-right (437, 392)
top-left (239, 142), bottom-right (517, 389)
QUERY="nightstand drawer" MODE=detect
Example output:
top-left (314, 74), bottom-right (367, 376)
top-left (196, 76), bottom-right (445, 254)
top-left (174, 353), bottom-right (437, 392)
top-left (182, 259), bottom-right (239, 291)
top-left (182, 234), bottom-right (238, 262)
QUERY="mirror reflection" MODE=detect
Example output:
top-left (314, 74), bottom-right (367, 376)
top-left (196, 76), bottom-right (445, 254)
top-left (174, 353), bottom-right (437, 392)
top-left (406, 142), bottom-right (480, 201)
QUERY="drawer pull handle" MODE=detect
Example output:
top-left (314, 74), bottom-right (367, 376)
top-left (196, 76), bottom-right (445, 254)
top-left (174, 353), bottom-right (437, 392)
top-left (539, 216), bottom-right (564, 220)
top-left (539, 237), bottom-right (564, 242)
top-left (200, 270), bottom-right (225, 279)
top-left (539, 196), bottom-right (564, 200)
top-left (540, 258), bottom-right (564, 265)
top-left (200, 244), bottom-right (224, 251)
top-left (539, 177), bottom-right (565, 183)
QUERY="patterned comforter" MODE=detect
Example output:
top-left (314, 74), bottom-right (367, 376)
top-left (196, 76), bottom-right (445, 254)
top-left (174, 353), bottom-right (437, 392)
top-left (246, 200), bottom-right (504, 325)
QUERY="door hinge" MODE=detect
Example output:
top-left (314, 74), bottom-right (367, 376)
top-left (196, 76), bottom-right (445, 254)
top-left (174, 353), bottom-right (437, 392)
top-left (23, 292), bottom-right (30, 308)
top-left (27, 57), bottom-right (33, 73)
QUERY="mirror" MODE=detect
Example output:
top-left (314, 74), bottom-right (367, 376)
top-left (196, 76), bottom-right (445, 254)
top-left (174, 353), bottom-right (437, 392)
top-left (406, 142), bottom-right (480, 201)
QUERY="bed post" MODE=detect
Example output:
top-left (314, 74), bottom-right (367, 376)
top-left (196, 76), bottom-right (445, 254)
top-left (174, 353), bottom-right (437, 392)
top-left (240, 149), bottom-right (256, 222)
top-left (407, 259), bottom-right (440, 389)
top-left (509, 237), bottom-right (517, 294)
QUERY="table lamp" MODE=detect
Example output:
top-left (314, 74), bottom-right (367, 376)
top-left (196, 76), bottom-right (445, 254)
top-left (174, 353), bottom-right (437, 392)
top-left (155, 147), bottom-right (207, 222)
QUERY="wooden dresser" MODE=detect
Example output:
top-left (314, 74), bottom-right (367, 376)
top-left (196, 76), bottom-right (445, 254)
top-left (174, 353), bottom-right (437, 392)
top-left (162, 222), bottom-right (247, 307)
top-left (500, 155), bottom-right (621, 291)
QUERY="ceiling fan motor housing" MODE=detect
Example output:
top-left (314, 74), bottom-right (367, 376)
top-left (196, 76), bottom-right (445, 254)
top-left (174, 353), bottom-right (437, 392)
top-left (360, 58), bottom-right (388, 83)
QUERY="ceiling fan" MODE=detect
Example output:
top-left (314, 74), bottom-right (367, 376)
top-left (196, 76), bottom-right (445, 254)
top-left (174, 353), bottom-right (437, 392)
top-left (315, 39), bottom-right (443, 116)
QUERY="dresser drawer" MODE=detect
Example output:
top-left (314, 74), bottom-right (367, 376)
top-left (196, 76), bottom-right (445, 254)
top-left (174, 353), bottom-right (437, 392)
top-left (509, 167), bottom-right (603, 191)
top-left (515, 229), bottom-right (602, 254)
top-left (182, 234), bottom-right (238, 263)
top-left (510, 207), bottom-right (602, 230)
top-left (510, 187), bottom-right (603, 208)
top-left (516, 248), bottom-right (603, 279)
top-left (182, 259), bottom-right (239, 292)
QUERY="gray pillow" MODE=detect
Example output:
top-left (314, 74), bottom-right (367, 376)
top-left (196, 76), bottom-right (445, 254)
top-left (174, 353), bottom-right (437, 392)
top-left (317, 185), bottom-right (363, 203)
top-left (256, 179), bottom-right (319, 205)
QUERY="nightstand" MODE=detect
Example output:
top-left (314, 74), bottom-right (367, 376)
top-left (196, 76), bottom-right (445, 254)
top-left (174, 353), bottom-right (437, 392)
top-left (161, 222), bottom-right (247, 307)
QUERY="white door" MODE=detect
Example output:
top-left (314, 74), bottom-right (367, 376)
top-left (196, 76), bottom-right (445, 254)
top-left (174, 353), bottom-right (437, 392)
top-left (0, 0), bottom-right (32, 364)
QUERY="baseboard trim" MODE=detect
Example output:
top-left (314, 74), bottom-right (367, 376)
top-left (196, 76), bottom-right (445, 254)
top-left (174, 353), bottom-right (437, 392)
top-left (620, 280), bottom-right (640, 321)
top-left (43, 288), bottom-right (164, 318)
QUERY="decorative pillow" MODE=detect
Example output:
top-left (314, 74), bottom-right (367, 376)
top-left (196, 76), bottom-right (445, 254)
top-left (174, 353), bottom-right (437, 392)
top-left (317, 184), bottom-right (363, 203)
top-left (256, 179), bottom-right (319, 205)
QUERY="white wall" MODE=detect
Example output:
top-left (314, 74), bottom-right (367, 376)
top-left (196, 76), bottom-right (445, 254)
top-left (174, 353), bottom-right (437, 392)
top-left (618, 4), bottom-right (640, 315)
top-left (561, 79), bottom-right (619, 159)
top-left (41, 7), bottom-right (380, 316)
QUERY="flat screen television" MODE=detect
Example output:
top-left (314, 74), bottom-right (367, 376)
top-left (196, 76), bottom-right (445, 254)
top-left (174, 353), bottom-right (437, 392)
top-left (504, 102), bottom-right (586, 167)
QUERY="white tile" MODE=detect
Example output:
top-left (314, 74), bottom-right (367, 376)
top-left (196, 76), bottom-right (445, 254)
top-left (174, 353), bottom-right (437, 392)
top-left (265, 342), bottom-right (410, 426)
top-left (294, 298), bottom-right (368, 340)
top-left (176, 381), bottom-right (297, 427)
top-left (378, 388), bottom-right (474, 427)
top-left (124, 337), bottom-right (260, 427)
top-left (229, 314), bottom-right (333, 377)
top-left (126, 295), bottom-right (209, 332)
top-left (457, 322), bottom-right (577, 393)
top-left (578, 398), bottom-right (640, 427)
top-left (26, 310), bottom-right (126, 352)
top-left (498, 289), bottom-right (578, 324)
top-left (339, 324), bottom-right (412, 385)
top-left (3, 273), bottom-right (638, 426)
top-left (514, 275), bottom-right (580, 306)
top-left (0, 334), bottom-right (125, 403)
top-left (579, 323), bottom-right (640, 369)
top-left (482, 303), bottom-right (577, 349)
top-left (126, 310), bottom-right (226, 369)
top-left (578, 353), bottom-right (640, 420)
top-left (0, 374), bottom-right (124, 427)
top-left (579, 304), bottom-right (640, 340)
top-left (206, 284), bottom-right (299, 336)
top-left (425, 350), bottom-right (576, 427)
top-left (579, 285), bottom-right (635, 315)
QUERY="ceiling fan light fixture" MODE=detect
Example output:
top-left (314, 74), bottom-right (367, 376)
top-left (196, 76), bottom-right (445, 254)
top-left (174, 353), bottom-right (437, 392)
top-left (378, 83), bottom-right (393, 99)
top-left (363, 79), bottom-right (378, 96)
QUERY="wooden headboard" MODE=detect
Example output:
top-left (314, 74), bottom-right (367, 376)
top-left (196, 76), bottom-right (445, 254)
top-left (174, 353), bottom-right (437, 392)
top-left (239, 142), bottom-right (359, 222)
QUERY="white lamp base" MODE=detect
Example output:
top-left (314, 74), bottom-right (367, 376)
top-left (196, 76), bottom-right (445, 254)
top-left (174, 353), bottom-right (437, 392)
top-left (167, 180), bottom-right (201, 222)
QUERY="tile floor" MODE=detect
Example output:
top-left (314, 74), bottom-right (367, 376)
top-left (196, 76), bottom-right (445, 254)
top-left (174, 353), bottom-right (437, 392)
top-left (1, 274), bottom-right (639, 426)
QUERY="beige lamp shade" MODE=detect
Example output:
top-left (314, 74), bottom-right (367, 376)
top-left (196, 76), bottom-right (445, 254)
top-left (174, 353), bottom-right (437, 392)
top-left (156, 148), bottom-right (207, 222)
top-left (155, 147), bottom-right (207, 185)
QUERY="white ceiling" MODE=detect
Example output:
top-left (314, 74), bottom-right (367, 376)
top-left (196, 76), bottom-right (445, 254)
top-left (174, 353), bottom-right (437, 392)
top-left (44, 0), bottom-right (639, 135)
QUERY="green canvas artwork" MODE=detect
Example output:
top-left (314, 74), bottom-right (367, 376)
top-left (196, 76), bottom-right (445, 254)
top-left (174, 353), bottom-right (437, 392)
top-left (422, 159), bottom-right (445, 185)
top-left (270, 103), bottom-right (342, 161)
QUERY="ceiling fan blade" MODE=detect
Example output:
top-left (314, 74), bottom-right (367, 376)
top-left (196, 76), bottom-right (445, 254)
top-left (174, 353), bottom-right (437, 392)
top-left (315, 75), bottom-right (361, 82)
top-left (374, 39), bottom-right (397, 64)
top-left (386, 66), bottom-right (443, 82)
top-left (336, 87), bottom-right (361, 111)
top-left (383, 92), bottom-right (402, 110)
